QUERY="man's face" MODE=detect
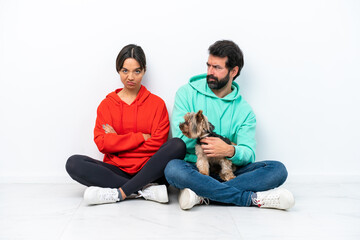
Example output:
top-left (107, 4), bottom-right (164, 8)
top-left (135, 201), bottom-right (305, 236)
top-left (206, 55), bottom-right (231, 90)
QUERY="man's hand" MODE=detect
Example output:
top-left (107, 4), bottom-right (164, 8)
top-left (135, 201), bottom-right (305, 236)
top-left (103, 124), bottom-right (117, 134)
top-left (200, 137), bottom-right (235, 158)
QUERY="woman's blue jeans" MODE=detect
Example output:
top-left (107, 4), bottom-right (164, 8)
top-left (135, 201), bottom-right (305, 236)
top-left (164, 159), bottom-right (288, 206)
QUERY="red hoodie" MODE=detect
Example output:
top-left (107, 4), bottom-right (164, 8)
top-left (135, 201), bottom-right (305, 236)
top-left (94, 85), bottom-right (169, 174)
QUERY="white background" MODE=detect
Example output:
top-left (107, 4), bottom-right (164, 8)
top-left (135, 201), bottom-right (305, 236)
top-left (0, 0), bottom-right (359, 182)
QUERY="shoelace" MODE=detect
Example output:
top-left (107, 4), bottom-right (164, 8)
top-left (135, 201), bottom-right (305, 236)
top-left (137, 183), bottom-right (158, 199)
top-left (200, 197), bottom-right (210, 205)
top-left (257, 194), bottom-right (280, 207)
top-left (99, 189), bottom-right (118, 201)
top-left (137, 188), bottom-right (155, 199)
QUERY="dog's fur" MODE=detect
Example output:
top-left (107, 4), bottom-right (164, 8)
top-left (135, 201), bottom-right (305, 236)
top-left (179, 110), bottom-right (236, 181)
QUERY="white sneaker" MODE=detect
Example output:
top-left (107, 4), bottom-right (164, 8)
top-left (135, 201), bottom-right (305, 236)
top-left (178, 188), bottom-right (209, 210)
top-left (137, 184), bottom-right (169, 203)
top-left (255, 188), bottom-right (295, 210)
top-left (83, 186), bottom-right (120, 205)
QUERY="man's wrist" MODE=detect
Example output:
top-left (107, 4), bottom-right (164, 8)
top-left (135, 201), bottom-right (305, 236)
top-left (227, 145), bottom-right (235, 158)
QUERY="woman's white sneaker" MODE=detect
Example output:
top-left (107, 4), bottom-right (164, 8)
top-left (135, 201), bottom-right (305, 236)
top-left (255, 188), bottom-right (295, 210)
top-left (137, 184), bottom-right (169, 203)
top-left (83, 186), bottom-right (120, 205)
top-left (178, 188), bottom-right (209, 210)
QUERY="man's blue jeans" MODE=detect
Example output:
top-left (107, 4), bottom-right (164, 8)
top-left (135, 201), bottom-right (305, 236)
top-left (164, 159), bottom-right (288, 206)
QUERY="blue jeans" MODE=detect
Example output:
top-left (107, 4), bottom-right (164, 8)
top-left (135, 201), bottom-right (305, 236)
top-left (164, 159), bottom-right (288, 206)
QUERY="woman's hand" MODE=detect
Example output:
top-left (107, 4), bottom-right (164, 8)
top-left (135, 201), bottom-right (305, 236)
top-left (142, 133), bottom-right (151, 141)
top-left (103, 124), bottom-right (117, 134)
top-left (103, 124), bottom-right (150, 141)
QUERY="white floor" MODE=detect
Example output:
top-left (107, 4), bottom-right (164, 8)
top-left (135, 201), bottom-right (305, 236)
top-left (1, 177), bottom-right (360, 240)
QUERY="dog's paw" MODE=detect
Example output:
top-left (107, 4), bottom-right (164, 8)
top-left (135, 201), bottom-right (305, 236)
top-left (220, 172), bottom-right (236, 181)
top-left (199, 169), bottom-right (210, 176)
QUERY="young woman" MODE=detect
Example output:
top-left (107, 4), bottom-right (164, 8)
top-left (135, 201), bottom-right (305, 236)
top-left (66, 44), bottom-right (185, 205)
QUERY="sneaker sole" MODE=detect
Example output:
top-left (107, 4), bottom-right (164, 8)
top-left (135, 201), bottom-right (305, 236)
top-left (178, 188), bottom-right (195, 210)
top-left (281, 188), bottom-right (295, 209)
top-left (83, 187), bottom-right (118, 205)
top-left (142, 185), bottom-right (169, 203)
top-left (259, 188), bottom-right (295, 210)
top-left (154, 185), bottom-right (169, 203)
top-left (83, 187), bottom-right (99, 205)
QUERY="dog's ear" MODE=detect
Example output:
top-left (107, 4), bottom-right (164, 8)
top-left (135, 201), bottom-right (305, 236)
top-left (209, 122), bottom-right (215, 132)
top-left (183, 112), bottom-right (190, 121)
top-left (196, 110), bottom-right (204, 123)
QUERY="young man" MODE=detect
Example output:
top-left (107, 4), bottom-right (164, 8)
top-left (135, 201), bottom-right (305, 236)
top-left (165, 40), bottom-right (295, 210)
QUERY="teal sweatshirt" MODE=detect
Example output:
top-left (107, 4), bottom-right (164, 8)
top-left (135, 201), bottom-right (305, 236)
top-left (171, 74), bottom-right (257, 166)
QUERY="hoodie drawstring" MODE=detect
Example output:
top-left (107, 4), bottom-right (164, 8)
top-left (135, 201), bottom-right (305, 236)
top-left (134, 99), bottom-right (138, 132)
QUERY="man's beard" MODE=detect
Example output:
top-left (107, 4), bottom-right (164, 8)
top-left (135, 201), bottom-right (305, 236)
top-left (206, 71), bottom-right (230, 90)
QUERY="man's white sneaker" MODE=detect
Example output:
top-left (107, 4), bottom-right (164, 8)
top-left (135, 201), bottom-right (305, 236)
top-left (137, 184), bottom-right (169, 203)
top-left (178, 188), bottom-right (209, 210)
top-left (83, 186), bottom-right (120, 205)
top-left (255, 188), bottom-right (295, 210)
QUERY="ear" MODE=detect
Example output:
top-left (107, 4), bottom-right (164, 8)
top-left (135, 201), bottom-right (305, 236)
top-left (231, 66), bottom-right (239, 79)
top-left (209, 122), bottom-right (215, 132)
top-left (196, 110), bottom-right (204, 122)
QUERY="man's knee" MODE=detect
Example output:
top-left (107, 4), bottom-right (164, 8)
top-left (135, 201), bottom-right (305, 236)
top-left (164, 159), bottom-right (185, 182)
top-left (164, 159), bottom-right (180, 178)
top-left (270, 161), bottom-right (288, 185)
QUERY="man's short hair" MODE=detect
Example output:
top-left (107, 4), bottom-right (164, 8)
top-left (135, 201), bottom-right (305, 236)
top-left (208, 40), bottom-right (244, 80)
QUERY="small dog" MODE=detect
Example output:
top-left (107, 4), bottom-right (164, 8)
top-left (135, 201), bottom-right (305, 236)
top-left (179, 110), bottom-right (236, 181)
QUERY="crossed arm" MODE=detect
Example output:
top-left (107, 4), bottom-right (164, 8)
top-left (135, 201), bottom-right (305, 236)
top-left (102, 124), bottom-right (151, 141)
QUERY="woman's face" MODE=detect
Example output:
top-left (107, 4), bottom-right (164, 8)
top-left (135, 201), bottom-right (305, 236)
top-left (119, 58), bottom-right (145, 91)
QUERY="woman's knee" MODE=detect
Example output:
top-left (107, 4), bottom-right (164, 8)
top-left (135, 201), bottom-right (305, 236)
top-left (65, 154), bottom-right (84, 175)
top-left (166, 138), bottom-right (186, 159)
top-left (170, 137), bottom-right (186, 151)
